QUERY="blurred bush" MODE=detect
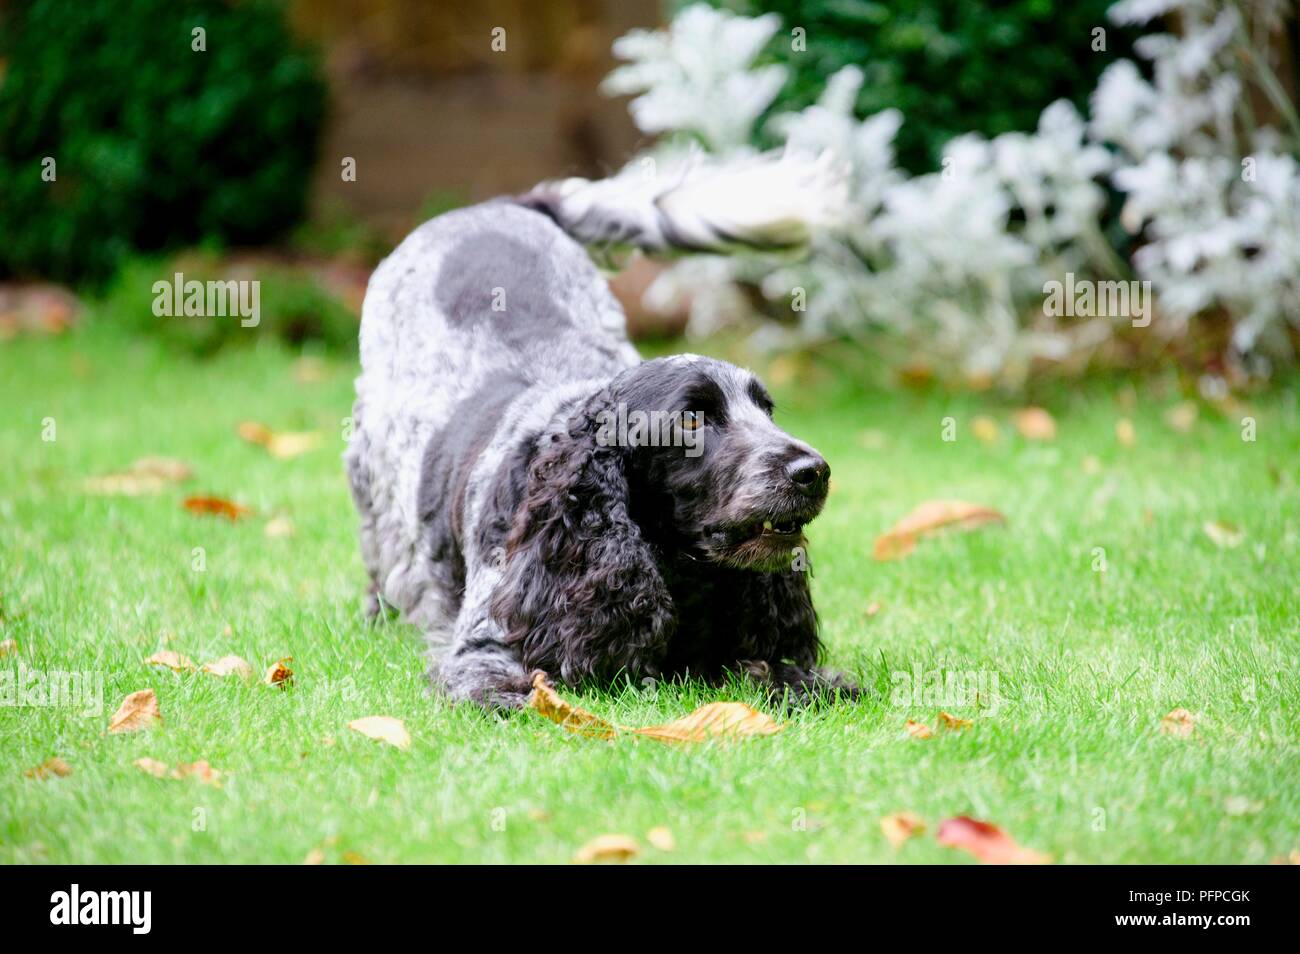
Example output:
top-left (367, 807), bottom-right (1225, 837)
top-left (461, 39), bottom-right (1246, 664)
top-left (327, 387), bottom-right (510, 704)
top-left (0, 0), bottom-right (327, 286)
top-left (690, 0), bottom-right (1132, 172)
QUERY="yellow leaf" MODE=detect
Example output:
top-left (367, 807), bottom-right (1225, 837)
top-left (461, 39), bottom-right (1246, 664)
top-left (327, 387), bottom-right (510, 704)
top-left (1203, 521), bottom-right (1244, 548)
top-left (574, 834), bottom-right (639, 864)
top-left (903, 719), bottom-right (932, 740)
top-left (108, 689), bottom-right (161, 734)
top-left (971, 416), bottom-right (1000, 445)
top-left (238, 421), bottom-right (322, 459)
top-left (144, 650), bottom-right (196, 673)
top-left (133, 757), bottom-right (169, 778)
top-left (347, 715), bottom-right (412, 750)
top-left (939, 711), bottom-right (973, 731)
top-left (0, 638), bottom-right (16, 657)
top-left (83, 457), bottom-right (192, 496)
top-left (1116, 417), bottom-right (1137, 447)
top-left (646, 826), bottom-right (676, 852)
top-left (264, 657), bottom-right (293, 688)
top-left (201, 655), bottom-right (255, 681)
top-left (1160, 707), bottom-right (1196, 739)
top-left (264, 515), bottom-right (295, 538)
top-left (172, 760), bottom-right (223, 787)
top-left (873, 500), bottom-right (1005, 561)
top-left (1014, 407), bottom-right (1057, 441)
top-left (880, 812), bottom-right (925, 849)
top-left (24, 757), bottom-right (72, 780)
top-left (528, 673), bottom-right (783, 744)
top-left (1165, 401), bottom-right (1198, 433)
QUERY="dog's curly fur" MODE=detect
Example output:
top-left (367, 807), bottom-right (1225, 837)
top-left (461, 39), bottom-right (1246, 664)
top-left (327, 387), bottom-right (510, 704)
top-left (346, 176), bottom-right (860, 708)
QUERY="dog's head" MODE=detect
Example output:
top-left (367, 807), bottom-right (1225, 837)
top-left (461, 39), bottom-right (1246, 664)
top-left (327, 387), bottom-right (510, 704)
top-left (609, 355), bottom-right (830, 571)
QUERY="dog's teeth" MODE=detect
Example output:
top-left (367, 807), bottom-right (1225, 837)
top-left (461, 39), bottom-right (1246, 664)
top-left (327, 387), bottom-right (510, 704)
top-left (763, 520), bottom-right (773, 531)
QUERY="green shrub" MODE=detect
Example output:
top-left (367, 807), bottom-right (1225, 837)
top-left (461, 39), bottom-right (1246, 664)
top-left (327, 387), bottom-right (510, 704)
top-left (0, 0), bottom-right (327, 286)
top-left (693, 0), bottom-right (1135, 172)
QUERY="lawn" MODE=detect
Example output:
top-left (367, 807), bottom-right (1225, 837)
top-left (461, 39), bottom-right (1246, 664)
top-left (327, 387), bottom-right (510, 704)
top-left (1, 321), bottom-right (1297, 864)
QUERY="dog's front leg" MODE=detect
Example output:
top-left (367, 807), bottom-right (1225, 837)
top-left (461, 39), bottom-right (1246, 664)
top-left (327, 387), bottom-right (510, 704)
top-left (433, 603), bottom-right (536, 710)
top-left (735, 660), bottom-right (867, 707)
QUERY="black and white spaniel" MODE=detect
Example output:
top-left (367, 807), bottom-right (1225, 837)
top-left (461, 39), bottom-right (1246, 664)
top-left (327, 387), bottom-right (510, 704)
top-left (345, 154), bottom-right (861, 707)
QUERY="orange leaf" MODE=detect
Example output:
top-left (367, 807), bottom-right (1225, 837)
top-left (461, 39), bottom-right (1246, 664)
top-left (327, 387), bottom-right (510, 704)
top-left (903, 719), bottom-right (933, 739)
top-left (1160, 707), bottom-right (1196, 738)
top-left (1014, 407), bottom-right (1057, 441)
top-left (880, 812), bottom-right (925, 849)
top-left (183, 495), bottom-right (251, 521)
top-left (264, 657), bottom-right (293, 688)
top-left (237, 421), bottom-right (322, 459)
top-left (874, 500), bottom-right (1005, 561)
top-left (144, 650), bottom-right (196, 673)
top-left (133, 757), bottom-right (169, 778)
top-left (528, 673), bottom-right (618, 740)
top-left (108, 689), bottom-right (161, 733)
top-left (937, 816), bottom-right (1051, 865)
top-left (24, 757), bottom-right (72, 780)
top-left (939, 711), bottom-right (973, 731)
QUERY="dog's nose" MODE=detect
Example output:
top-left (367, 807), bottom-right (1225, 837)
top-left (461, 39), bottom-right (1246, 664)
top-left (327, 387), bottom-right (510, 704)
top-left (786, 454), bottom-right (830, 496)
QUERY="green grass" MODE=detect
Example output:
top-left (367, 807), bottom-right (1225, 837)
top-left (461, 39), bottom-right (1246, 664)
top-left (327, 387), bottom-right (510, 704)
top-left (1, 323), bottom-right (1297, 864)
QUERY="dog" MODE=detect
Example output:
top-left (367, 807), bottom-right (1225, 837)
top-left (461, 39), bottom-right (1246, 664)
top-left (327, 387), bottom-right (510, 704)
top-left (345, 154), bottom-right (862, 708)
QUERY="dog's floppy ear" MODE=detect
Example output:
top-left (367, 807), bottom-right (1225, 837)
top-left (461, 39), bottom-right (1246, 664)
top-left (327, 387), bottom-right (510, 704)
top-left (490, 390), bottom-right (675, 684)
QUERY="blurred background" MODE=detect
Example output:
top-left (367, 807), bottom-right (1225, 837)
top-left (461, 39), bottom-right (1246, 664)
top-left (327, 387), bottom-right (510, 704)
top-left (1, 0), bottom-right (1297, 389)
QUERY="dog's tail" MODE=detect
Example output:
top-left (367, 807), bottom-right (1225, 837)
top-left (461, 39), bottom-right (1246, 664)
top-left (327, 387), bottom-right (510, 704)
top-left (518, 151), bottom-right (847, 253)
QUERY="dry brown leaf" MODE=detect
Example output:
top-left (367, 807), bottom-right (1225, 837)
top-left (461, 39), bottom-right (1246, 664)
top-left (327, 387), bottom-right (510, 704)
top-left (0, 638), bottom-right (16, 657)
top-left (633, 703), bottom-right (783, 743)
top-left (341, 851), bottom-right (372, 865)
top-left (83, 457), bottom-right (193, 496)
top-left (880, 812), bottom-right (926, 849)
top-left (873, 500), bottom-right (1006, 561)
top-left (1165, 401), bottom-right (1198, 433)
top-left (237, 421), bottom-right (322, 460)
top-left (529, 673), bottom-right (783, 744)
top-left (938, 816), bottom-right (1050, 864)
top-left (133, 757), bottom-right (169, 778)
top-left (201, 654), bottom-right (255, 680)
top-left (528, 673), bottom-right (618, 740)
top-left (1116, 417), bottom-right (1137, 447)
top-left (1203, 520), bottom-right (1244, 548)
top-left (1014, 407), bottom-right (1057, 441)
top-left (108, 689), bottom-right (161, 734)
top-left (971, 416), bottom-right (1000, 445)
top-left (264, 515), bottom-right (295, 538)
top-left (1160, 707), bottom-right (1196, 738)
top-left (347, 715), bottom-right (412, 750)
top-left (904, 719), bottom-right (933, 740)
top-left (172, 760), bottom-right (222, 787)
top-left (144, 650), bottom-right (196, 673)
top-left (264, 657), bottom-right (293, 688)
top-left (183, 495), bottom-right (251, 521)
top-left (646, 826), bottom-right (676, 852)
top-left (24, 757), bottom-right (72, 780)
top-left (939, 711), bottom-right (973, 731)
top-left (574, 834), bottom-right (639, 864)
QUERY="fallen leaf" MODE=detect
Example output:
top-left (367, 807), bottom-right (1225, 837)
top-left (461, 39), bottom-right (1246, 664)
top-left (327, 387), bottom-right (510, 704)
top-left (24, 757), bottom-right (72, 780)
top-left (183, 495), bottom-right (251, 521)
top-left (133, 757), bottom-right (169, 778)
top-left (1014, 407), bottom-right (1057, 441)
top-left (633, 703), bottom-right (783, 743)
top-left (1081, 455), bottom-right (1103, 475)
top-left (1116, 417), bottom-right (1137, 447)
top-left (1160, 707), bottom-right (1196, 738)
top-left (937, 816), bottom-right (1051, 865)
top-left (341, 851), bottom-right (371, 865)
top-left (172, 760), bottom-right (223, 787)
top-left (108, 689), bottom-right (161, 733)
top-left (865, 601), bottom-right (883, 618)
top-left (574, 834), bottom-right (639, 864)
top-left (0, 638), bottom-right (16, 657)
top-left (1165, 402), bottom-right (1198, 433)
top-left (302, 848), bottom-right (326, 865)
top-left (201, 654), bottom-right (255, 680)
top-left (264, 515), bottom-right (295, 538)
top-left (264, 657), bottom-right (293, 688)
top-left (528, 673), bottom-right (783, 744)
top-left (939, 711), bottom-right (973, 731)
top-left (881, 812), bottom-right (925, 849)
top-left (971, 416), bottom-right (1000, 445)
top-left (646, 826), bottom-right (676, 852)
top-left (84, 457), bottom-right (193, 496)
top-left (347, 715), bottom-right (411, 750)
top-left (292, 356), bottom-right (329, 384)
top-left (237, 421), bottom-right (322, 460)
top-left (904, 719), bottom-right (932, 740)
top-left (873, 500), bottom-right (1006, 561)
top-left (144, 650), bottom-right (196, 673)
top-left (1203, 520), bottom-right (1244, 548)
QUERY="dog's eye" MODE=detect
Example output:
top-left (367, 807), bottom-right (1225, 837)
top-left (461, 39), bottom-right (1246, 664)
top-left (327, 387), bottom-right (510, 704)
top-left (680, 412), bottom-right (704, 431)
